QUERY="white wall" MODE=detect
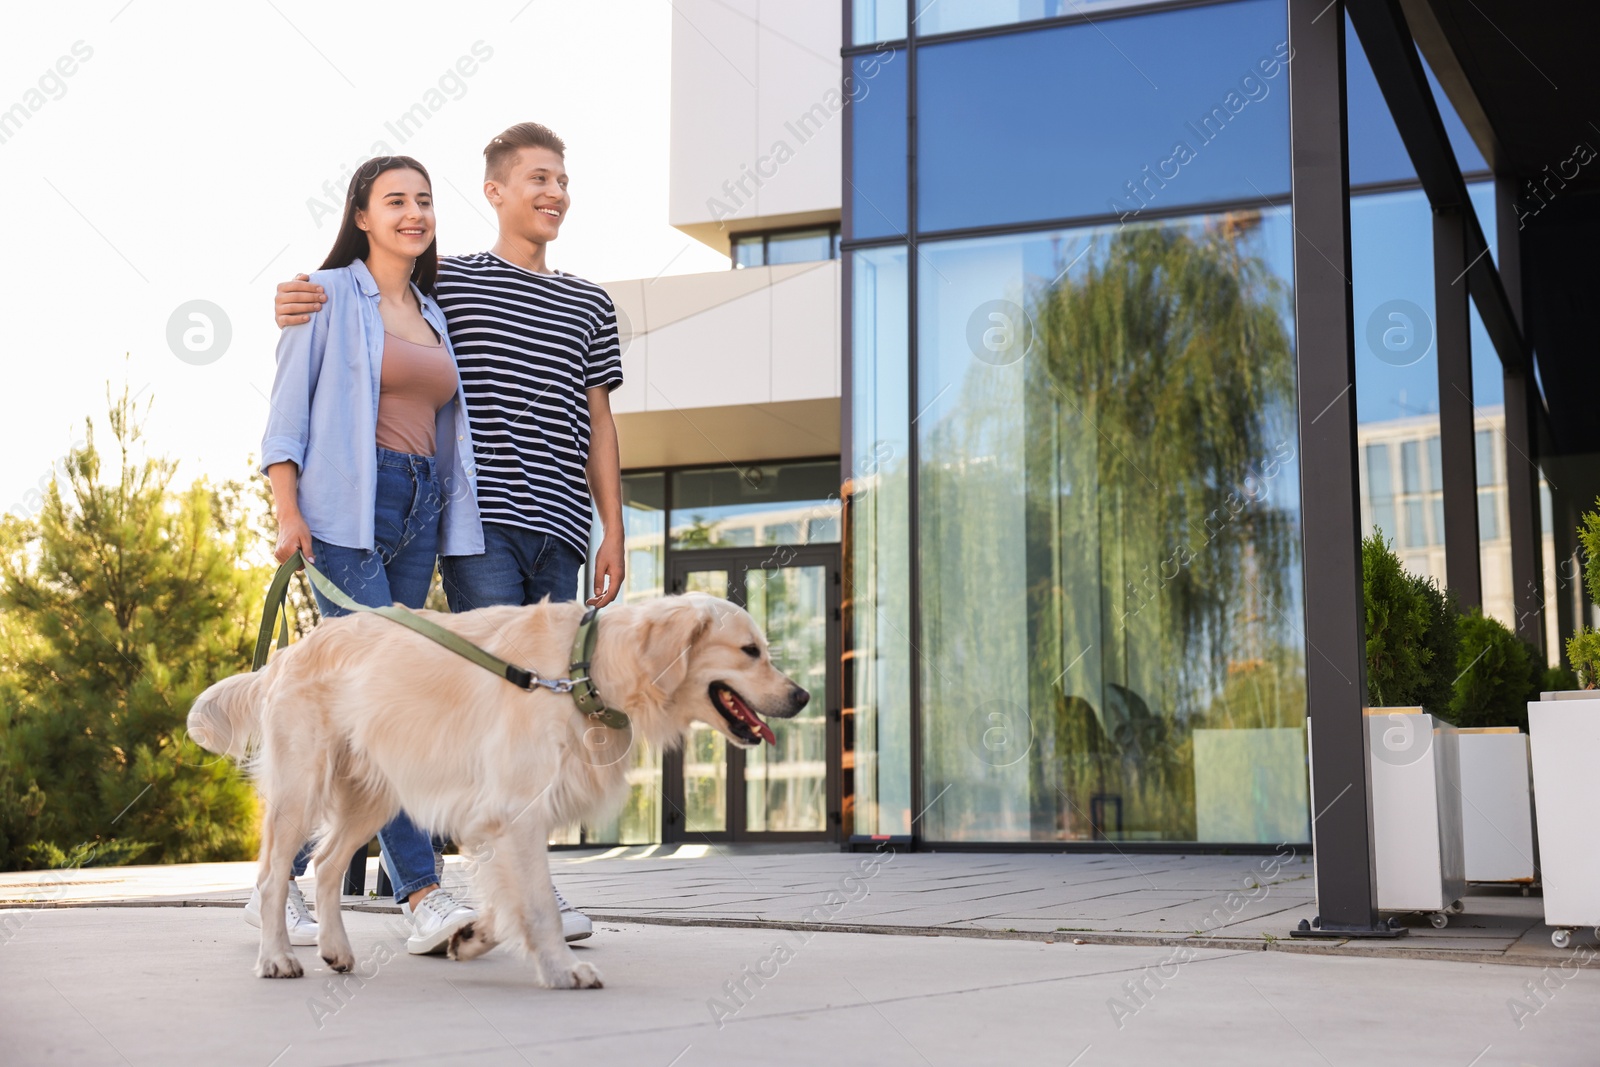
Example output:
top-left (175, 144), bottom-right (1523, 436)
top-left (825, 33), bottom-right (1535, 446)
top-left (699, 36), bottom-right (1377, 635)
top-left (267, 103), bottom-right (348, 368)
top-left (603, 260), bottom-right (841, 467)
top-left (668, 0), bottom-right (843, 252)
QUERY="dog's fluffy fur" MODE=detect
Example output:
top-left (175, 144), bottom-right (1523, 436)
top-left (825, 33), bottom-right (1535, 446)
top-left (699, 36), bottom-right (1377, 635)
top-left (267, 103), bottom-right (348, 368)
top-left (188, 593), bottom-right (806, 986)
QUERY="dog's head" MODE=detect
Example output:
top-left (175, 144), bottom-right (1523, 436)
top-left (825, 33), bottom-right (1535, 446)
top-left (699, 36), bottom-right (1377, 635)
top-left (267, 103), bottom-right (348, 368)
top-left (604, 594), bottom-right (809, 749)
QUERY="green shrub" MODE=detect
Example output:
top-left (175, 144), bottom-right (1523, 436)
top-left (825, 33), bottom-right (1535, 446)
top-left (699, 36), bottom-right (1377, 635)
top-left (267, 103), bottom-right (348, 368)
top-left (1363, 529), bottom-right (1459, 709)
top-left (1579, 500), bottom-right (1600, 606)
top-left (1412, 569), bottom-right (1461, 714)
top-left (1566, 498), bottom-right (1600, 689)
top-left (1543, 664), bottom-right (1580, 692)
top-left (1569, 629), bottom-right (1600, 690)
top-left (1448, 610), bottom-right (1535, 731)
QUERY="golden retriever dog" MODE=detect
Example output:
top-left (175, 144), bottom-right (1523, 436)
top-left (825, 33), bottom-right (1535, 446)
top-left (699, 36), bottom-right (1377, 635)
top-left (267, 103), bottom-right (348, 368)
top-left (187, 593), bottom-right (807, 987)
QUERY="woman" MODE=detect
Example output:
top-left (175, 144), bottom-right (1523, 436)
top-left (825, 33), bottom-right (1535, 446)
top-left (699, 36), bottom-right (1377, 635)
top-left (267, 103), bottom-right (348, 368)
top-left (255, 155), bottom-right (484, 956)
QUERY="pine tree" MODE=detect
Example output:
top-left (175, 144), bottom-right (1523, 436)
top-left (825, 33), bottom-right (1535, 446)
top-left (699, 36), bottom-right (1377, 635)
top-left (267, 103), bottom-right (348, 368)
top-left (0, 385), bottom-right (265, 869)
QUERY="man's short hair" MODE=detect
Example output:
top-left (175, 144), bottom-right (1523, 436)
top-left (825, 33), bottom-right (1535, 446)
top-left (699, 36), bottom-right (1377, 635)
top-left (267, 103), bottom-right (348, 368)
top-left (484, 122), bottom-right (566, 182)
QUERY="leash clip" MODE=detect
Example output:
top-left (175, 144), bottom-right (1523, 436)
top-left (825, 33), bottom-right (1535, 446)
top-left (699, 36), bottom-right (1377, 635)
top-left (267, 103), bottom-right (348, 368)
top-left (519, 673), bottom-right (575, 694)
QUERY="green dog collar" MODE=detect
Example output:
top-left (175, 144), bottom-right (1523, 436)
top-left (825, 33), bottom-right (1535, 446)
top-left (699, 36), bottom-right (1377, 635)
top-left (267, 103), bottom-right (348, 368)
top-left (568, 607), bottom-right (631, 731)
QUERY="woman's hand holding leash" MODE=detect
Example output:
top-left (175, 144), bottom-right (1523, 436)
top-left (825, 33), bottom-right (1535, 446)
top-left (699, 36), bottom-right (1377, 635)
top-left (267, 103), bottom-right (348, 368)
top-left (275, 513), bottom-right (315, 565)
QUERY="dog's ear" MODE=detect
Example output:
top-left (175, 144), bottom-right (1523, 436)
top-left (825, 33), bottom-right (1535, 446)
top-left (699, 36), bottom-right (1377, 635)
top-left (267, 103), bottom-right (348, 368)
top-left (641, 597), bottom-right (716, 697)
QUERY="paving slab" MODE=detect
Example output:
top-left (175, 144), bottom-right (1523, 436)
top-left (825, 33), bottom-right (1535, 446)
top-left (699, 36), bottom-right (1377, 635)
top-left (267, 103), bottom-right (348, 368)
top-left (2, 907), bottom-right (1597, 1066)
top-left (0, 846), bottom-right (1580, 967)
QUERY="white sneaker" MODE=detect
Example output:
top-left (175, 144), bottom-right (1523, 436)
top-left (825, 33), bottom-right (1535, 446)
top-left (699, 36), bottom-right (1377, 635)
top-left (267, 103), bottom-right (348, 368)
top-left (244, 880), bottom-right (320, 947)
top-left (554, 885), bottom-right (592, 942)
top-left (406, 888), bottom-right (478, 955)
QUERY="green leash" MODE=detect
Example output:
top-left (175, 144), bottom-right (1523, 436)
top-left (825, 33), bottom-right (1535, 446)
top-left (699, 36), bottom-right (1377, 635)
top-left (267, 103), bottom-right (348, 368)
top-left (253, 550), bottom-right (629, 731)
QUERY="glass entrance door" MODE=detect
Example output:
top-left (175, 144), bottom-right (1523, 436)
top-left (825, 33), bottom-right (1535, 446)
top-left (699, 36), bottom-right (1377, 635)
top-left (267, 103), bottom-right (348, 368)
top-left (678, 567), bottom-right (732, 835)
top-left (665, 548), bottom-right (838, 841)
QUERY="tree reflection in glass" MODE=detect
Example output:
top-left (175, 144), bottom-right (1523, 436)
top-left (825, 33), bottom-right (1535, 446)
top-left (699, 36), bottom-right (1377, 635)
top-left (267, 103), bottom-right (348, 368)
top-left (917, 208), bottom-right (1311, 842)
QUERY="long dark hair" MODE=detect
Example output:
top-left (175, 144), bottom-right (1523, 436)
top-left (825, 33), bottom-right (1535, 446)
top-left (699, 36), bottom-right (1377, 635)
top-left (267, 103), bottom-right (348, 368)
top-left (319, 155), bottom-right (438, 294)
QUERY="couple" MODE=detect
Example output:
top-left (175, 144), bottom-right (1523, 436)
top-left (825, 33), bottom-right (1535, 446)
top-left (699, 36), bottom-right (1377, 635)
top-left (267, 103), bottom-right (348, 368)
top-left (249, 122), bottom-right (624, 957)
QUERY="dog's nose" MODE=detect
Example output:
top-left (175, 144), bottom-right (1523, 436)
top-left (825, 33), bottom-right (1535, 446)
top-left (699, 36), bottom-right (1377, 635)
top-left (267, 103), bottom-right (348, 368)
top-left (790, 686), bottom-right (809, 710)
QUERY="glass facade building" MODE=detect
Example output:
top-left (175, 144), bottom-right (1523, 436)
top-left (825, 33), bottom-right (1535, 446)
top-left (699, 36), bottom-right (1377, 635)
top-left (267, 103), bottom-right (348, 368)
top-left (591, 0), bottom-right (1581, 861)
top-left (846, 0), bottom-right (1311, 844)
top-left (840, 0), bottom-right (1553, 850)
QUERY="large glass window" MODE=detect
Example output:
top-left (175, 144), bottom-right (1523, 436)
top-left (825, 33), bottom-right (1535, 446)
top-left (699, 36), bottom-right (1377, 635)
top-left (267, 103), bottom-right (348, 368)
top-left (614, 474), bottom-right (665, 601)
top-left (1478, 488), bottom-right (1500, 541)
top-left (1366, 443), bottom-right (1397, 538)
top-left (1464, 180), bottom-right (1517, 628)
top-left (916, 0), bottom-right (1290, 234)
top-left (1352, 187), bottom-right (1442, 580)
top-left (1345, 13), bottom-right (1414, 186)
top-left (1346, 14), bottom-right (1489, 186)
top-left (745, 566), bottom-right (830, 832)
top-left (582, 473), bottom-right (666, 844)
top-left (850, 48), bottom-right (907, 239)
top-left (768, 229), bottom-right (837, 266)
top-left (914, 0), bottom-right (1174, 37)
top-left (733, 236), bottom-right (765, 270)
top-left (1475, 430), bottom-right (1497, 488)
top-left (1540, 474), bottom-right (1560, 665)
top-left (848, 245), bottom-right (913, 837)
top-left (669, 461), bottom-right (841, 549)
top-left (913, 207), bottom-right (1307, 843)
top-left (732, 227), bottom-right (842, 270)
top-left (853, 0), bottom-right (907, 44)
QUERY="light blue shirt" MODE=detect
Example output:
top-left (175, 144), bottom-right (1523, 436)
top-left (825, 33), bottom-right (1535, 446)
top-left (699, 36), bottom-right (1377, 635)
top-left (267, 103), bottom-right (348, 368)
top-left (261, 258), bottom-right (484, 556)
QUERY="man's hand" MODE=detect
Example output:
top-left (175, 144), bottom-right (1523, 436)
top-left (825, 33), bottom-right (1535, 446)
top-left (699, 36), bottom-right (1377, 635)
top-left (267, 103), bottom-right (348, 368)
top-left (583, 384), bottom-right (625, 608)
top-left (587, 533), bottom-right (625, 608)
top-left (275, 274), bottom-right (327, 327)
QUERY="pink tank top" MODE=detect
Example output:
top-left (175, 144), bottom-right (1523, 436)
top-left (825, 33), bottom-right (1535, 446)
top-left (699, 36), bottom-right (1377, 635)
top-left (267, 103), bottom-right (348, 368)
top-left (375, 331), bottom-right (456, 457)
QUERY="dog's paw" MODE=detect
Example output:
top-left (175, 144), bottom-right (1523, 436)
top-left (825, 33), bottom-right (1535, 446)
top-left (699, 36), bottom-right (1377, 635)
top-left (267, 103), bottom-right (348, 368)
top-left (319, 944), bottom-right (354, 973)
top-left (544, 959), bottom-right (604, 990)
top-left (448, 922), bottom-right (496, 962)
top-left (255, 952), bottom-right (304, 979)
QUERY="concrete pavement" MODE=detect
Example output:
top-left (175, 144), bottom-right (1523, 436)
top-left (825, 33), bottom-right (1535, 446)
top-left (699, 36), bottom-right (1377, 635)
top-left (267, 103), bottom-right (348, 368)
top-left (4, 847), bottom-right (1598, 1065)
top-left (4, 845), bottom-right (1584, 966)
top-left (3, 905), bottom-right (1598, 1066)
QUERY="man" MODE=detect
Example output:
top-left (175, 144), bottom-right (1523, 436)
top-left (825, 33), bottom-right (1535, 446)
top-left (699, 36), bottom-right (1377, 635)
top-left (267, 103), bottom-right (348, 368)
top-left (272, 121), bottom-right (625, 951)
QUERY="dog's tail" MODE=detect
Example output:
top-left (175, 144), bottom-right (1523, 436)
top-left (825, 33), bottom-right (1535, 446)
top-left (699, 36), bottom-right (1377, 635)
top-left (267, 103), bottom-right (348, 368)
top-left (186, 672), bottom-right (265, 760)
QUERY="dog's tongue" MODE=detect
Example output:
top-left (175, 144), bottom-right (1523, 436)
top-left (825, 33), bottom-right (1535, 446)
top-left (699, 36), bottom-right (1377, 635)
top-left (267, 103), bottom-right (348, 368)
top-left (754, 718), bottom-right (775, 746)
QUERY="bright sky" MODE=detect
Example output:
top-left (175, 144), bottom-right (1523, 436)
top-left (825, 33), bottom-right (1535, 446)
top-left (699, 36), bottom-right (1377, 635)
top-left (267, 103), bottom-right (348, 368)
top-left (0, 1), bottom-right (727, 514)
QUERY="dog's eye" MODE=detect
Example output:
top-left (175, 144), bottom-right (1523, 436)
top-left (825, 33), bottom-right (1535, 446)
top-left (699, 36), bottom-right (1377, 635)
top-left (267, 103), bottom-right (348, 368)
top-left (741, 644), bottom-right (761, 659)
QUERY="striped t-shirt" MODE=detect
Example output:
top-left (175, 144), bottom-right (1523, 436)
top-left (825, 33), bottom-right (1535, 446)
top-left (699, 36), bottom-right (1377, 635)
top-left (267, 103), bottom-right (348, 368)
top-left (435, 252), bottom-right (623, 556)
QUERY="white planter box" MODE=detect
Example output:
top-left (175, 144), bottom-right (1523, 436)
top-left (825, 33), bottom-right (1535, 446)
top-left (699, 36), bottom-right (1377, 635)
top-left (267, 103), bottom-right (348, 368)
top-left (1366, 709), bottom-right (1467, 916)
top-left (1528, 694), bottom-right (1600, 939)
top-left (1456, 729), bottom-right (1536, 884)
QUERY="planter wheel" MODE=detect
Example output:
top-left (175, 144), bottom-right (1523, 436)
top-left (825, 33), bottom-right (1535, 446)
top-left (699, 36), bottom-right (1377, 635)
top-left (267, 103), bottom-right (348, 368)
top-left (1552, 928), bottom-right (1573, 949)
top-left (1427, 912), bottom-right (1449, 929)
top-left (1446, 900), bottom-right (1464, 915)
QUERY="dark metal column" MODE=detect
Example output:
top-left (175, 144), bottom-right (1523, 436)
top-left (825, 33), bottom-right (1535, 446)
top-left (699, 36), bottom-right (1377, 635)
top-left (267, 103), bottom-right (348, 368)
top-left (903, 0), bottom-right (924, 844)
top-left (1434, 207), bottom-right (1482, 608)
top-left (1496, 176), bottom-right (1545, 653)
top-left (1286, 0), bottom-right (1396, 939)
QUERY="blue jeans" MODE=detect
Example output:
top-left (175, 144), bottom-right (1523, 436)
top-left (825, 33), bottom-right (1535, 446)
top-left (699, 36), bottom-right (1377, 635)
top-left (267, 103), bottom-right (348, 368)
top-left (290, 448), bottom-right (446, 905)
top-left (440, 522), bottom-right (584, 610)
